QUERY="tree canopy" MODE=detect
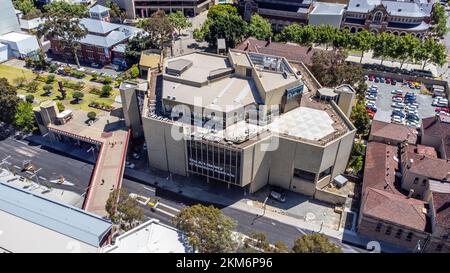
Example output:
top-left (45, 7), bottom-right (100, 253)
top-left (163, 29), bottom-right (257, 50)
top-left (0, 78), bottom-right (20, 124)
top-left (247, 14), bottom-right (272, 40)
top-left (106, 189), bottom-right (144, 231)
top-left (14, 102), bottom-right (36, 133)
top-left (350, 100), bottom-right (371, 135)
top-left (139, 10), bottom-right (174, 49)
top-left (125, 33), bottom-right (157, 67)
top-left (168, 11), bottom-right (192, 35)
top-left (43, 2), bottom-right (88, 18)
top-left (105, 0), bottom-right (127, 23)
top-left (193, 4), bottom-right (247, 48)
top-left (175, 204), bottom-right (237, 253)
top-left (12, 0), bottom-right (36, 15)
top-left (292, 233), bottom-right (342, 253)
top-left (431, 3), bottom-right (448, 37)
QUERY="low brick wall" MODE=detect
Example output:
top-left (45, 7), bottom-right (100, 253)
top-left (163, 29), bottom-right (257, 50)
top-left (314, 188), bottom-right (347, 206)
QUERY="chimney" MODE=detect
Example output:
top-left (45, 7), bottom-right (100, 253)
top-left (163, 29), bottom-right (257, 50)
top-left (407, 189), bottom-right (414, 199)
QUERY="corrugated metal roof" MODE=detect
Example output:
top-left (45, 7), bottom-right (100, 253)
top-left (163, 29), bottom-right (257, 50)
top-left (89, 4), bottom-right (110, 14)
top-left (0, 182), bottom-right (111, 247)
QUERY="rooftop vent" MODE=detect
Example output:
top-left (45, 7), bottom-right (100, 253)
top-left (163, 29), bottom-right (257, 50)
top-left (398, 9), bottom-right (402, 12)
top-left (356, 4), bottom-right (360, 7)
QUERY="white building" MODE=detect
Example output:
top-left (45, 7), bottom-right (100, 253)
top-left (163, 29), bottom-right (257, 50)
top-left (0, 43), bottom-right (8, 62)
top-left (102, 219), bottom-right (193, 253)
top-left (309, 2), bottom-right (347, 29)
top-left (0, 169), bottom-right (112, 253)
top-left (0, 32), bottom-right (40, 59)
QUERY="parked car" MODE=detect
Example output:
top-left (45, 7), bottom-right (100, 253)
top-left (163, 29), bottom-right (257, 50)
top-left (375, 77), bottom-right (380, 83)
top-left (380, 77), bottom-right (385, 83)
top-left (369, 85), bottom-right (378, 90)
top-left (392, 102), bottom-right (405, 108)
top-left (391, 79), bottom-right (397, 85)
top-left (406, 113), bottom-right (420, 121)
top-left (91, 63), bottom-right (99, 68)
top-left (369, 75), bottom-right (375, 81)
top-left (366, 94), bottom-right (377, 101)
top-left (392, 110), bottom-right (405, 118)
top-left (406, 120), bottom-right (420, 128)
top-left (269, 187), bottom-right (286, 203)
top-left (391, 116), bottom-right (405, 124)
top-left (435, 107), bottom-right (450, 113)
top-left (392, 96), bottom-right (403, 103)
top-left (406, 102), bottom-right (419, 108)
top-left (386, 78), bottom-right (391, 84)
top-left (125, 161), bottom-right (135, 169)
top-left (391, 89), bottom-right (404, 95)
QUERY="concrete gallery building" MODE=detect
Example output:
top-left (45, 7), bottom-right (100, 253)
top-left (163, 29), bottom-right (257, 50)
top-left (121, 50), bottom-right (356, 196)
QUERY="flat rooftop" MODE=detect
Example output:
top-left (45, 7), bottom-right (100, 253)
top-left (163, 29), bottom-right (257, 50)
top-left (163, 76), bottom-right (261, 112)
top-left (163, 52), bottom-right (231, 84)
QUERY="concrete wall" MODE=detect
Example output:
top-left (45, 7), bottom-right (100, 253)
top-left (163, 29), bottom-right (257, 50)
top-left (401, 171), bottom-right (429, 198)
top-left (119, 87), bottom-right (143, 138)
top-left (143, 117), bottom-right (169, 171)
top-left (314, 188), bottom-right (346, 205)
top-left (246, 137), bottom-right (272, 193)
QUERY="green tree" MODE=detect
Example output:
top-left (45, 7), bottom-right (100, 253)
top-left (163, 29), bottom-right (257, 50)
top-left (139, 10), bottom-right (174, 50)
top-left (87, 111), bottom-right (96, 121)
top-left (175, 204), bottom-right (237, 253)
top-left (25, 94), bottom-right (34, 103)
top-left (332, 29), bottom-right (352, 50)
top-left (391, 34), bottom-right (420, 69)
top-left (239, 232), bottom-right (289, 253)
top-left (43, 2), bottom-right (88, 18)
top-left (105, 0), bottom-right (127, 23)
top-left (72, 91), bottom-right (84, 103)
top-left (292, 233), bottom-right (342, 253)
top-left (431, 3), bottom-right (448, 37)
top-left (14, 102), bottom-right (36, 133)
top-left (195, 4), bottom-right (247, 48)
top-left (106, 189), bottom-right (144, 230)
top-left (42, 84), bottom-right (53, 96)
top-left (41, 10), bottom-right (88, 67)
top-left (130, 65), bottom-right (139, 78)
top-left (168, 11), bottom-right (192, 35)
top-left (125, 33), bottom-right (157, 67)
top-left (13, 0), bottom-right (35, 15)
top-left (348, 141), bottom-right (366, 175)
top-left (21, 8), bottom-right (42, 20)
top-left (415, 37), bottom-right (447, 69)
top-left (352, 30), bottom-right (376, 63)
top-left (101, 84), bottom-right (112, 97)
top-left (0, 78), bottom-right (20, 124)
top-left (372, 32), bottom-right (397, 65)
top-left (314, 25), bottom-right (337, 50)
top-left (350, 100), bottom-right (370, 135)
top-left (247, 14), bottom-right (272, 40)
top-left (56, 101), bottom-right (65, 112)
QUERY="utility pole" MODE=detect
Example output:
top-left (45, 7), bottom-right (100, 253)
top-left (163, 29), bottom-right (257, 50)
top-left (251, 196), bottom-right (269, 225)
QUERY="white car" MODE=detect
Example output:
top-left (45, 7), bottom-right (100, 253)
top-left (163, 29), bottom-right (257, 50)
top-left (406, 102), bottom-right (419, 108)
top-left (436, 111), bottom-right (450, 117)
top-left (391, 116), bottom-right (405, 124)
top-left (370, 85), bottom-right (378, 90)
top-left (366, 101), bottom-right (376, 107)
top-left (392, 96), bottom-right (403, 103)
top-left (391, 89), bottom-right (403, 95)
top-left (406, 109), bottom-right (418, 115)
top-left (366, 94), bottom-right (377, 101)
top-left (406, 120), bottom-right (420, 128)
top-left (392, 102), bottom-right (405, 108)
top-left (406, 105), bottom-right (418, 111)
top-left (125, 161), bottom-right (135, 169)
top-left (435, 101), bottom-right (449, 107)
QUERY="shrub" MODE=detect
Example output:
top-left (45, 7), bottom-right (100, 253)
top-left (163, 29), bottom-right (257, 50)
top-left (63, 66), bottom-right (72, 75)
top-left (56, 102), bottom-right (65, 112)
top-left (90, 74), bottom-right (98, 81)
top-left (27, 81), bottom-right (39, 93)
top-left (46, 74), bottom-right (55, 83)
top-left (87, 111), bottom-right (96, 120)
top-left (49, 63), bottom-right (58, 72)
top-left (72, 91), bottom-right (84, 102)
top-left (70, 71), bottom-right (85, 79)
top-left (13, 77), bottom-right (27, 88)
top-left (130, 65), bottom-right (139, 78)
top-left (101, 84), bottom-right (112, 97)
top-left (25, 95), bottom-right (34, 103)
top-left (25, 57), bottom-right (33, 67)
top-left (42, 84), bottom-right (53, 95)
top-left (103, 76), bottom-right (113, 84)
top-left (89, 87), bottom-right (101, 95)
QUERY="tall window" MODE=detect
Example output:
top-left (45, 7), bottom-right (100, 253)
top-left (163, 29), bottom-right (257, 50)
top-left (373, 11), bottom-right (383, 23)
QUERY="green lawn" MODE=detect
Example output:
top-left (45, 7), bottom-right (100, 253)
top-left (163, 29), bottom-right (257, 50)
top-left (0, 64), bottom-right (119, 113)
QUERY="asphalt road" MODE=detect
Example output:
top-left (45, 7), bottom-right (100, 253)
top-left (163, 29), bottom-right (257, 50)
top-left (0, 136), bottom-right (367, 253)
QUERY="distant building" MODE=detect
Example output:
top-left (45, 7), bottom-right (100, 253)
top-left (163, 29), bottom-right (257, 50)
top-left (369, 120), bottom-right (418, 146)
top-left (421, 115), bottom-right (450, 160)
top-left (0, 176), bottom-right (112, 253)
top-left (239, 0), bottom-right (314, 31)
top-left (309, 2), bottom-right (346, 29)
top-left (102, 219), bottom-right (192, 253)
top-left (49, 14), bottom-right (142, 65)
top-left (105, 0), bottom-right (214, 19)
top-left (341, 0), bottom-right (434, 37)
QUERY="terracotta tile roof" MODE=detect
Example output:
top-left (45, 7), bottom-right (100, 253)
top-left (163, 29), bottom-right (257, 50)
top-left (363, 142), bottom-right (402, 195)
top-left (235, 37), bottom-right (323, 66)
top-left (404, 145), bottom-right (450, 181)
top-left (422, 116), bottom-right (450, 159)
top-left (370, 120), bottom-right (418, 144)
top-left (362, 188), bottom-right (429, 231)
top-left (416, 144), bottom-right (437, 158)
top-left (432, 192), bottom-right (450, 229)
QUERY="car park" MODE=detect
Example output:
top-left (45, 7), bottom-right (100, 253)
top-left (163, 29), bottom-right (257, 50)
top-left (366, 94), bottom-right (377, 101)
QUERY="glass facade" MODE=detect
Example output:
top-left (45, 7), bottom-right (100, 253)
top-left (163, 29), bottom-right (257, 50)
top-left (186, 139), bottom-right (241, 185)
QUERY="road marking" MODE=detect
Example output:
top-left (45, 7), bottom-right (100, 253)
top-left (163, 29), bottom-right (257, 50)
top-left (142, 186), bottom-right (155, 192)
top-left (158, 202), bottom-right (180, 213)
top-left (13, 165), bottom-right (21, 170)
top-left (296, 227), bottom-right (308, 235)
top-left (39, 176), bottom-right (47, 181)
top-left (14, 139), bottom-right (29, 146)
top-left (156, 208), bottom-right (177, 218)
